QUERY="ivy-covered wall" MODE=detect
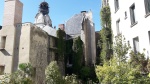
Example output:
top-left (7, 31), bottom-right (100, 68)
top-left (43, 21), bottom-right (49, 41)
top-left (56, 28), bottom-right (66, 75)
top-left (30, 26), bottom-right (49, 84)
top-left (72, 36), bottom-right (84, 74)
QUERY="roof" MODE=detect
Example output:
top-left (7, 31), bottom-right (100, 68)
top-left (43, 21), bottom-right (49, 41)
top-left (43, 25), bottom-right (57, 37)
top-left (95, 31), bottom-right (100, 33)
top-left (65, 13), bottom-right (83, 35)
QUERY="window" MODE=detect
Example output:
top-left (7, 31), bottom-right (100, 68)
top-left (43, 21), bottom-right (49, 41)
top-left (114, 0), bottom-right (119, 11)
top-left (130, 4), bottom-right (137, 26)
top-left (116, 19), bottom-right (120, 35)
top-left (125, 11), bottom-right (127, 19)
top-left (103, 0), bottom-right (109, 7)
top-left (133, 37), bottom-right (139, 54)
top-left (148, 31), bottom-right (150, 44)
top-left (0, 36), bottom-right (6, 49)
top-left (0, 65), bottom-right (5, 75)
top-left (144, 0), bottom-right (150, 15)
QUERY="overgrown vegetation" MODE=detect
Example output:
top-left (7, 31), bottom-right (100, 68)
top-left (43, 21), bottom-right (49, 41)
top-left (45, 61), bottom-right (63, 84)
top-left (72, 37), bottom-right (83, 74)
top-left (56, 28), bottom-right (97, 83)
top-left (57, 28), bottom-right (66, 61)
top-left (99, 6), bottom-right (113, 63)
top-left (65, 36), bottom-right (97, 83)
top-left (0, 63), bottom-right (35, 84)
top-left (45, 61), bottom-right (80, 84)
top-left (96, 34), bottom-right (150, 83)
top-left (95, 5), bottom-right (150, 84)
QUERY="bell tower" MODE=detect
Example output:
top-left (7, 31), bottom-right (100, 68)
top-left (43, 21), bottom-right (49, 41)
top-left (3, 0), bottom-right (23, 26)
top-left (34, 1), bottom-right (52, 28)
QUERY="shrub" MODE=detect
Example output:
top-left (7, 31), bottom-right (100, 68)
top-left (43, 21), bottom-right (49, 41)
top-left (45, 61), bottom-right (62, 84)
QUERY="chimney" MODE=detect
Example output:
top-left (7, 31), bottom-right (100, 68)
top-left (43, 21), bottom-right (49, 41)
top-left (81, 11), bottom-right (87, 16)
top-left (54, 26), bottom-right (56, 29)
top-left (58, 24), bottom-right (65, 31)
top-left (81, 11), bottom-right (87, 13)
top-left (3, 0), bottom-right (23, 26)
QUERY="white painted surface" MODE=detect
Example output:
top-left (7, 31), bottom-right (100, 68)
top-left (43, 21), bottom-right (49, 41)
top-left (109, 0), bottom-right (150, 56)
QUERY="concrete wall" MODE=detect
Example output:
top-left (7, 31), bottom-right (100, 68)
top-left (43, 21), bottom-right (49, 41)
top-left (12, 24), bottom-right (22, 72)
top-left (109, 0), bottom-right (150, 57)
top-left (0, 0), bottom-right (23, 73)
top-left (19, 23), bottom-right (31, 64)
top-left (0, 25), bottom-right (15, 73)
top-left (82, 18), bottom-right (96, 66)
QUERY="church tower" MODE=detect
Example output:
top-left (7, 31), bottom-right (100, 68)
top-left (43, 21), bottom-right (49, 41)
top-left (34, 1), bottom-right (52, 28)
top-left (34, 1), bottom-right (57, 37)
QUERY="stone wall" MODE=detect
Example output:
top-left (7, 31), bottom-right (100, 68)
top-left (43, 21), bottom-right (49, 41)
top-left (30, 24), bottom-right (49, 84)
top-left (17, 23), bottom-right (60, 83)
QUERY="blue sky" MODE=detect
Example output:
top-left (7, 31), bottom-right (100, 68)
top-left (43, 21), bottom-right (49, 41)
top-left (0, 0), bottom-right (101, 31)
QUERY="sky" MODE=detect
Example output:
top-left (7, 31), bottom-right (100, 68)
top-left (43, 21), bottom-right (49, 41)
top-left (0, 0), bottom-right (101, 31)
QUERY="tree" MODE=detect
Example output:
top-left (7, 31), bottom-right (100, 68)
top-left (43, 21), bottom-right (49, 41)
top-left (130, 50), bottom-right (149, 75)
top-left (96, 34), bottom-right (150, 83)
top-left (113, 35), bottom-right (131, 63)
top-left (45, 61), bottom-right (80, 84)
top-left (99, 6), bottom-right (113, 63)
top-left (96, 34), bottom-right (130, 83)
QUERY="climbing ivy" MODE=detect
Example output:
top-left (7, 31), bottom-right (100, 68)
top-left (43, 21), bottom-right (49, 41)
top-left (72, 36), bottom-right (83, 74)
top-left (65, 39), bottom-right (73, 74)
top-left (56, 28), bottom-right (66, 61)
top-left (99, 6), bottom-right (113, 63)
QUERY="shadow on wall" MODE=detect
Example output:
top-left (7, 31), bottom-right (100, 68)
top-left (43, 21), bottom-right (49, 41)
top-left (1, 49), bottom-right (11, 56)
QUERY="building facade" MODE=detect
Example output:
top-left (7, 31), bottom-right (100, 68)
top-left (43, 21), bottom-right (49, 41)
top-left (104, 0), bottom-right (150, 57)
top-left (0, 0), bottom-right (96, 82)
top-left (65, 11), bottom-right (96, 65)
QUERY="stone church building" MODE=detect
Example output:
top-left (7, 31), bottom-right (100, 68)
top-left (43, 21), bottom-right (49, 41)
top-left (0, 0), bottom-right (96, 83)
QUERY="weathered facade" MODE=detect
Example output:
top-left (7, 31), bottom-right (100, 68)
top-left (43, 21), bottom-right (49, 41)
top-left (0, 0), bottom-right (96, 83)
top-left (66, 11), bottom-right (96, 65)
